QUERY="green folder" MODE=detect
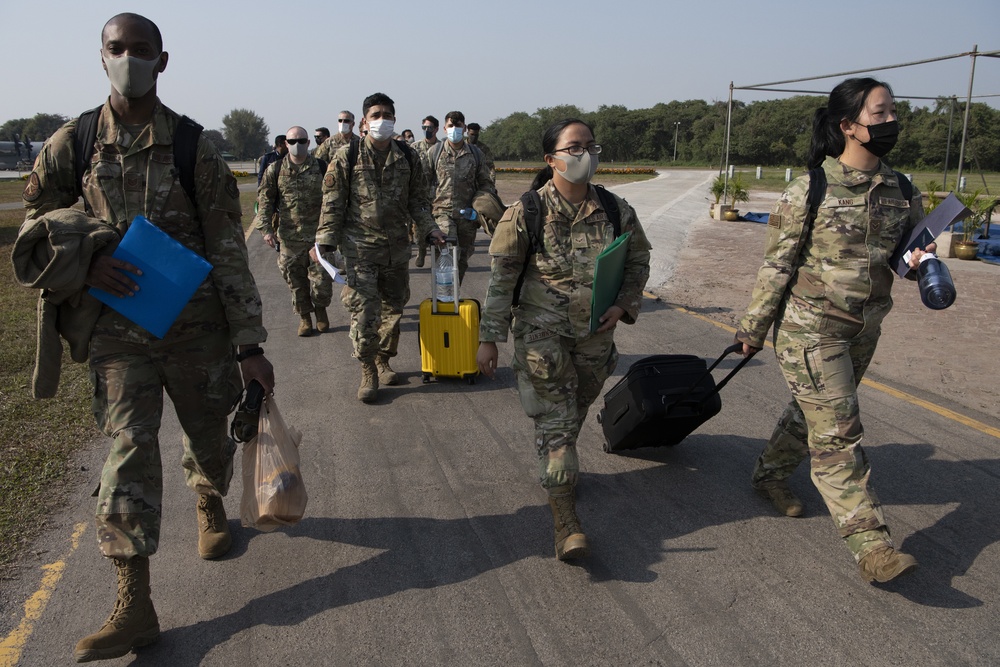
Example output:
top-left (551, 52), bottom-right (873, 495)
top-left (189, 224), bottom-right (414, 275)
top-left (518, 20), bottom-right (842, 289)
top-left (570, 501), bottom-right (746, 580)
top-left (589, 231), bottom-right (631, 332)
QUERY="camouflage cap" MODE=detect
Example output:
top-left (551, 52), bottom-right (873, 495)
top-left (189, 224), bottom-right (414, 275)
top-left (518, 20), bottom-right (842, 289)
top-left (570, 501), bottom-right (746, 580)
top-left (472, 191), bottom-right (506, 236)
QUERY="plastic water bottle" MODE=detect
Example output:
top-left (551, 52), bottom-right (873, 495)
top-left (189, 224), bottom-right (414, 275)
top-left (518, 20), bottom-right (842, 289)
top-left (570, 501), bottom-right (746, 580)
top-left (435, 247), bottom-right (455, 302)
top-left (917, 254), bottom-right (956, 310)
top-left (459, 208), bottom-right (478, 221)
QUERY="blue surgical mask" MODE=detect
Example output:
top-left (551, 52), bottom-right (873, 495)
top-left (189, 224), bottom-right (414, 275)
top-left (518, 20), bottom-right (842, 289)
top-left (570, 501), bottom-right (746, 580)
top-left (446, 126), bottom-right (464, 143)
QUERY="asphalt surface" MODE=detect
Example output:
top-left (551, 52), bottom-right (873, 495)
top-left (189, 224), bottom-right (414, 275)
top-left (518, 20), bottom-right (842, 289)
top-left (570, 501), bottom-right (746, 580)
top-left (3, 171), bottom-right (1000, 666)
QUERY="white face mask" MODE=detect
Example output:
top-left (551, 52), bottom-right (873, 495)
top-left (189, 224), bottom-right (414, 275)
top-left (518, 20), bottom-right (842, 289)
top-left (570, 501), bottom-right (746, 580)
top-left (337, 121), bottom-right (352, 135)
top-left (288, 141), bottom-right (309, 158)
top-left (446, 126), bottom-right (464, 143)
top-left (104, 53), bottom-right (161, 98)
top-left (368, 119), bottom-right (394, 141)
top-left (552, 151), bottom-right (598, 184)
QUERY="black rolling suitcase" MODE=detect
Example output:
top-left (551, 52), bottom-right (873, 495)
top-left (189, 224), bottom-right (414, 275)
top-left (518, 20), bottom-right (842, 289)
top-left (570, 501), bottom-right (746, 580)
top-left (597, 343), bottom-right (754, 453)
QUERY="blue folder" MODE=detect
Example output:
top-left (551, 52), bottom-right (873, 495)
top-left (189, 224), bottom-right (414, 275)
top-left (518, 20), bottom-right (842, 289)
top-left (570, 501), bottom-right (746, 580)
top-left (89, 215), bottom-right (213, 338)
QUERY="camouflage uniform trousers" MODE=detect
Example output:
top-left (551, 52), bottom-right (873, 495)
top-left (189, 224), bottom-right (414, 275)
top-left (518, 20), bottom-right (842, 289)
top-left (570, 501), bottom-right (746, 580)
top-left (441, 217), bottom-right (479, 284)
top-left (341, 259), bottom-right (410, 361)
top-left (512, 322), bottom-right (618, 489)
top-left (89, 329), bottom-right (242, 559)
top-left (752, 326), bottom-right (890, 560)
top-left (277, 238), bottom-right (333, 315)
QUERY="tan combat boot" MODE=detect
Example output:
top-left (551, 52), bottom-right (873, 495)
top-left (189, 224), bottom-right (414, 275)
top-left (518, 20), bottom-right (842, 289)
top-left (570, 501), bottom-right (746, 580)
top-left (414, 245), bottom-right (426, 268)
top-left (358, 360), bottom-right (379, 403)
top-left (375, 354), bottom-right (399, 386)
top-left (753, 480), bottom-right (804, 517)
top-left (314, 307), bottom-right (330, 333)
top-left (858, 545), bottom-right (918, 584)
top-left (297, 314), bottom-right (313, 337)
top-left (547, 485), bottom-right (588, 560)
top-left (197, 493), bottom-right (232, 560)
top-left (73, 556), bottom-right (159, 663)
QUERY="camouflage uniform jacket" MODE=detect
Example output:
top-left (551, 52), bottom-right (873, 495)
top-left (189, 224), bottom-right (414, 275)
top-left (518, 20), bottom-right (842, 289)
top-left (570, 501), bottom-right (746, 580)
top-left (430, 141), bottom-right (497, 223)
top-left (253, 155), bottom-right (325, 243)
top-left (23, 99), bottom-right (267, 347)
top-left (469, 140), bottom-right (496, 181)
top-left (314, 132), bottom-right (359, 163)
top-left (480, 183), bottom-right (652, 342)
top-left (737, 155), bottom-right (924, 348)
top-left (411, 139), bottom-right (439, 200)
top-left (317, 135), bottom-right (437, 266)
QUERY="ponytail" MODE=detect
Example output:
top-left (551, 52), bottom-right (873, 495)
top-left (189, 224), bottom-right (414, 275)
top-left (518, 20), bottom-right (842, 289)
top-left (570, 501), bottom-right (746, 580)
top-left (806, 107), bottom-right (843, 169)
top-left (530, 165), bottom-right (553, 191)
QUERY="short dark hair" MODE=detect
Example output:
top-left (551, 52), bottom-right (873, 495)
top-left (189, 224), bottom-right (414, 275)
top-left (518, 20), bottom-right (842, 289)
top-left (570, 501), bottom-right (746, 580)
top-left (102, 13), bottom-right (163, 51)
top-left (466, 123), bottom-right (481, 132)
top-left (444, 111), bottom-right (465, 126)
top-left (422, 115), bottom-right (439, 129)
top-left (402, 129), bottom-right (413, 136)
top-left (363, 92), bottom-right (395, 118)
top-left (275, 135), bottom-right (287, 144)
top-left (315, 127), bottom-right (330, 137)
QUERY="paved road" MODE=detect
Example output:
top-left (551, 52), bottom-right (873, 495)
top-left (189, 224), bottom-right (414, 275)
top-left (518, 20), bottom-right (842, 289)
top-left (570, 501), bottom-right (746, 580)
top-left (3, 171), bottom-right (1000, 666)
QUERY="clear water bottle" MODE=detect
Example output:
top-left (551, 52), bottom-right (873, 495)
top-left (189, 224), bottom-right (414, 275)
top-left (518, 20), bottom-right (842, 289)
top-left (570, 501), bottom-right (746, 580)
top-left (917, 254), bottom-right (956, 310)
top-left (435, 246), bottom-right (455, 302)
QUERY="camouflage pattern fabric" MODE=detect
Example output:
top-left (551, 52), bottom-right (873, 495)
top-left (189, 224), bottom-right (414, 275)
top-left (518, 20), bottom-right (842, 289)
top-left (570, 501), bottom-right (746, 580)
top-left (752, 328), bottom-right (890, 559)
top-left (318, 135), bottom-right (437, 360)
top-left (471, 140), bottom-right (496, 181)
top-left (340, 261), bottom-right (410, 361)
top-left (737, 155), bottom-right (923, 348)
top-left (23, 99), bottom-right (265, 558)
top-left (480, 183), bottom-right (651, 489)
top-left (480, 182), bottom-right (651, 343)
top-left (512, 322), bottom-right (617, 489)
top-left (254, 155), bottom-right (332, 314)
top-left (738, 156), bottom-right (925, 561)
top-left (314, 131), bottom-right (358, 163)
top-left (430, 141), bottom-right (497, 283)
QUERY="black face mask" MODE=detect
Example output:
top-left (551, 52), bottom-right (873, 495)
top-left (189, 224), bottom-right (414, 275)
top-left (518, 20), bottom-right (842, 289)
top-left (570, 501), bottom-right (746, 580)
top-left (858, 120), bottom-right (899, 158)
top-left (424, 128), bottom-right (435, 140)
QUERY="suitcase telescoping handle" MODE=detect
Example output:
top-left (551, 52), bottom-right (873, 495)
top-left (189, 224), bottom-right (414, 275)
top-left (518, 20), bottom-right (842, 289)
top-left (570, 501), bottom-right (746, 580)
top-left (430, 236), bottom-right (460, 314)
top-left (673, 343), bottom-right (756, 406)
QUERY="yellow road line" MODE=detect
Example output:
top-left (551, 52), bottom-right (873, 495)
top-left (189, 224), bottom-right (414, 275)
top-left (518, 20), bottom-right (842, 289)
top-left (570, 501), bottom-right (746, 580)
top-left (0, 522), bottom-right (88, 667)
top-left (661, 301), bottom-right (1000, 440)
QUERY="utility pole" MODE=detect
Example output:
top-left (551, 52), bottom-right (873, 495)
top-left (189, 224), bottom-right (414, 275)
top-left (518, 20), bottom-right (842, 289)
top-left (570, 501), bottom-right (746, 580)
top-left (672, 122), bottom-right (680, 162)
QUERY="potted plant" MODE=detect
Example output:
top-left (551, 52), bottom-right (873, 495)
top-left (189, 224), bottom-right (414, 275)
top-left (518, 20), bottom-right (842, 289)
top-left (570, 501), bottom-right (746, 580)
top-left (709, 174), bottom-right (726, 217)
top-left (952, 189), bottom-right (994, 260)
top-left (723, 175), bottom-right (751, 221)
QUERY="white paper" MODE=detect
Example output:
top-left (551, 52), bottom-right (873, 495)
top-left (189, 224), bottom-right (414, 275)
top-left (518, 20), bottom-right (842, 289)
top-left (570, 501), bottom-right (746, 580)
top-left (314, 243), bottom-right (346, 284)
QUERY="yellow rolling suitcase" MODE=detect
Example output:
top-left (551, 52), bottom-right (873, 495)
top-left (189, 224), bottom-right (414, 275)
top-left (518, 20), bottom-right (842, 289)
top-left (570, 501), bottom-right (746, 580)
top-left (418, 242), bottom-right (480, 384)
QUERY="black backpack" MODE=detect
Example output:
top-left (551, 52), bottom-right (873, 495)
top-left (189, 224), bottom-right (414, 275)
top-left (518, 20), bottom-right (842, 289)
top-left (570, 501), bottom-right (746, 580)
top-left (74, 105), bottom-right (202, 213)
top-left (806, 167), bottom-right (913, 222)
top-left (512, 184), bottom-right (621, 306)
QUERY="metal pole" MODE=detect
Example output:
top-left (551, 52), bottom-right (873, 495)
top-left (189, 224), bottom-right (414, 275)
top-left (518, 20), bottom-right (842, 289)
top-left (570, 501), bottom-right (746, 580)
top-left (672, 122), bottom-right (680, 162)
top-left (723, 82), bottom-right (733, 205)
top-left (955, 44), bottom-right (978, 191)
top-left (942, 96), bottom-right (954, 190)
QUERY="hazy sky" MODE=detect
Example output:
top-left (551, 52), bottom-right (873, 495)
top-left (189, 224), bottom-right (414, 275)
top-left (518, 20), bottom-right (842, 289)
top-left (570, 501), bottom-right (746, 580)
top-left (3, 0), bottom-right (999, 147)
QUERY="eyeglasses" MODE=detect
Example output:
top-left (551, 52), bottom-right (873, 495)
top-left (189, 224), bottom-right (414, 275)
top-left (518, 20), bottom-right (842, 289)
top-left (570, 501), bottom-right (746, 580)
top-left (421, 126), bottom-right (433, 131)
top-left (285, 138), bottom-right (308, 145)
top-left (552, 144), bottom-right (602, 157)
top-left (338, 119), bottom-right (353, 124)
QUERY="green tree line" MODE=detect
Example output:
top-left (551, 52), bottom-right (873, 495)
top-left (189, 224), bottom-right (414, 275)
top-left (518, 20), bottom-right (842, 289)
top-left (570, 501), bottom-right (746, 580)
top-left (480, 97), bottom-right (1000, 171)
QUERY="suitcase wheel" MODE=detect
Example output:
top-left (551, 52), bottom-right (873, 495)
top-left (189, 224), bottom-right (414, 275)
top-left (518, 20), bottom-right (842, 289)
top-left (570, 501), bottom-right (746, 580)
top-left (422, 373), bottom-right (431, 384)
top-left (466, 375), bottom-right (476, 385)
top-left (596, 409), bottom-right (604, 425)
top-left (602, 439), bottom-right (612, 453)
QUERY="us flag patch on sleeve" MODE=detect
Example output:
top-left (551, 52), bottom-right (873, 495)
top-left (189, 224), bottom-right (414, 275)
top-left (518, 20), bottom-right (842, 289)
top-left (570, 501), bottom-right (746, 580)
top-left (768, 213), bottom-right (782, 229)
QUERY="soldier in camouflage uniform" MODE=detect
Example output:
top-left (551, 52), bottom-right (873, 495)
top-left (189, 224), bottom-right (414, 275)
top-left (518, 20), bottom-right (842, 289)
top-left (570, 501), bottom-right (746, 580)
top-left (477, 119), bottom-right (651, 561)
top-left (428, 111), bottom-right (497, 284)
top-left (410, 115), bottom-right (440, 267)
top-left (736, 78), bottom-right (932, 584)
top-left (314, 110), bottom-right (360, 163)
top-left (255, 125), bottom-right (333, 337)
top-left (315, 92), bottom-right (446, 403)
top-left (465, 123), bottom-right (496, 181)
top-left (18, 13), bottom-right (274, 661)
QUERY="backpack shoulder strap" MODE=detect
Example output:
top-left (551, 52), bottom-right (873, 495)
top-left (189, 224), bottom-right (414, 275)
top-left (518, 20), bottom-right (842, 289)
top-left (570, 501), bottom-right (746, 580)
top-left (347, 137), bottom-right (360, 172)
top-left (594, 184), bottom-right (621, 237)
top-left (807, 167), bottom-right (826, 224)
top-left (74, 105), bottom-right (103, 206)
top-left (173, 115), bottom-right (203, 206)
top-left (512, 189), bottom-right (544, 307)
top-left (431, 141), bottom-right (445, 171)
top-left (316, 157), bottom-right (328, 174)
top-left (893, 170), bottom-right (913, 201)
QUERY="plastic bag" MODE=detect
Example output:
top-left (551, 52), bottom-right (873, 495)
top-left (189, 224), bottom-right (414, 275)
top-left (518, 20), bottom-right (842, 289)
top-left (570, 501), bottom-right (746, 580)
top-left (240, 395), bottom-right (307, 531)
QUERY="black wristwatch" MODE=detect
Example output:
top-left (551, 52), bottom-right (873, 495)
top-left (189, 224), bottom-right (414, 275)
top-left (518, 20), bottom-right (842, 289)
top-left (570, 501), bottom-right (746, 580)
top-left (236, 347), bottom-right (264, 362)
